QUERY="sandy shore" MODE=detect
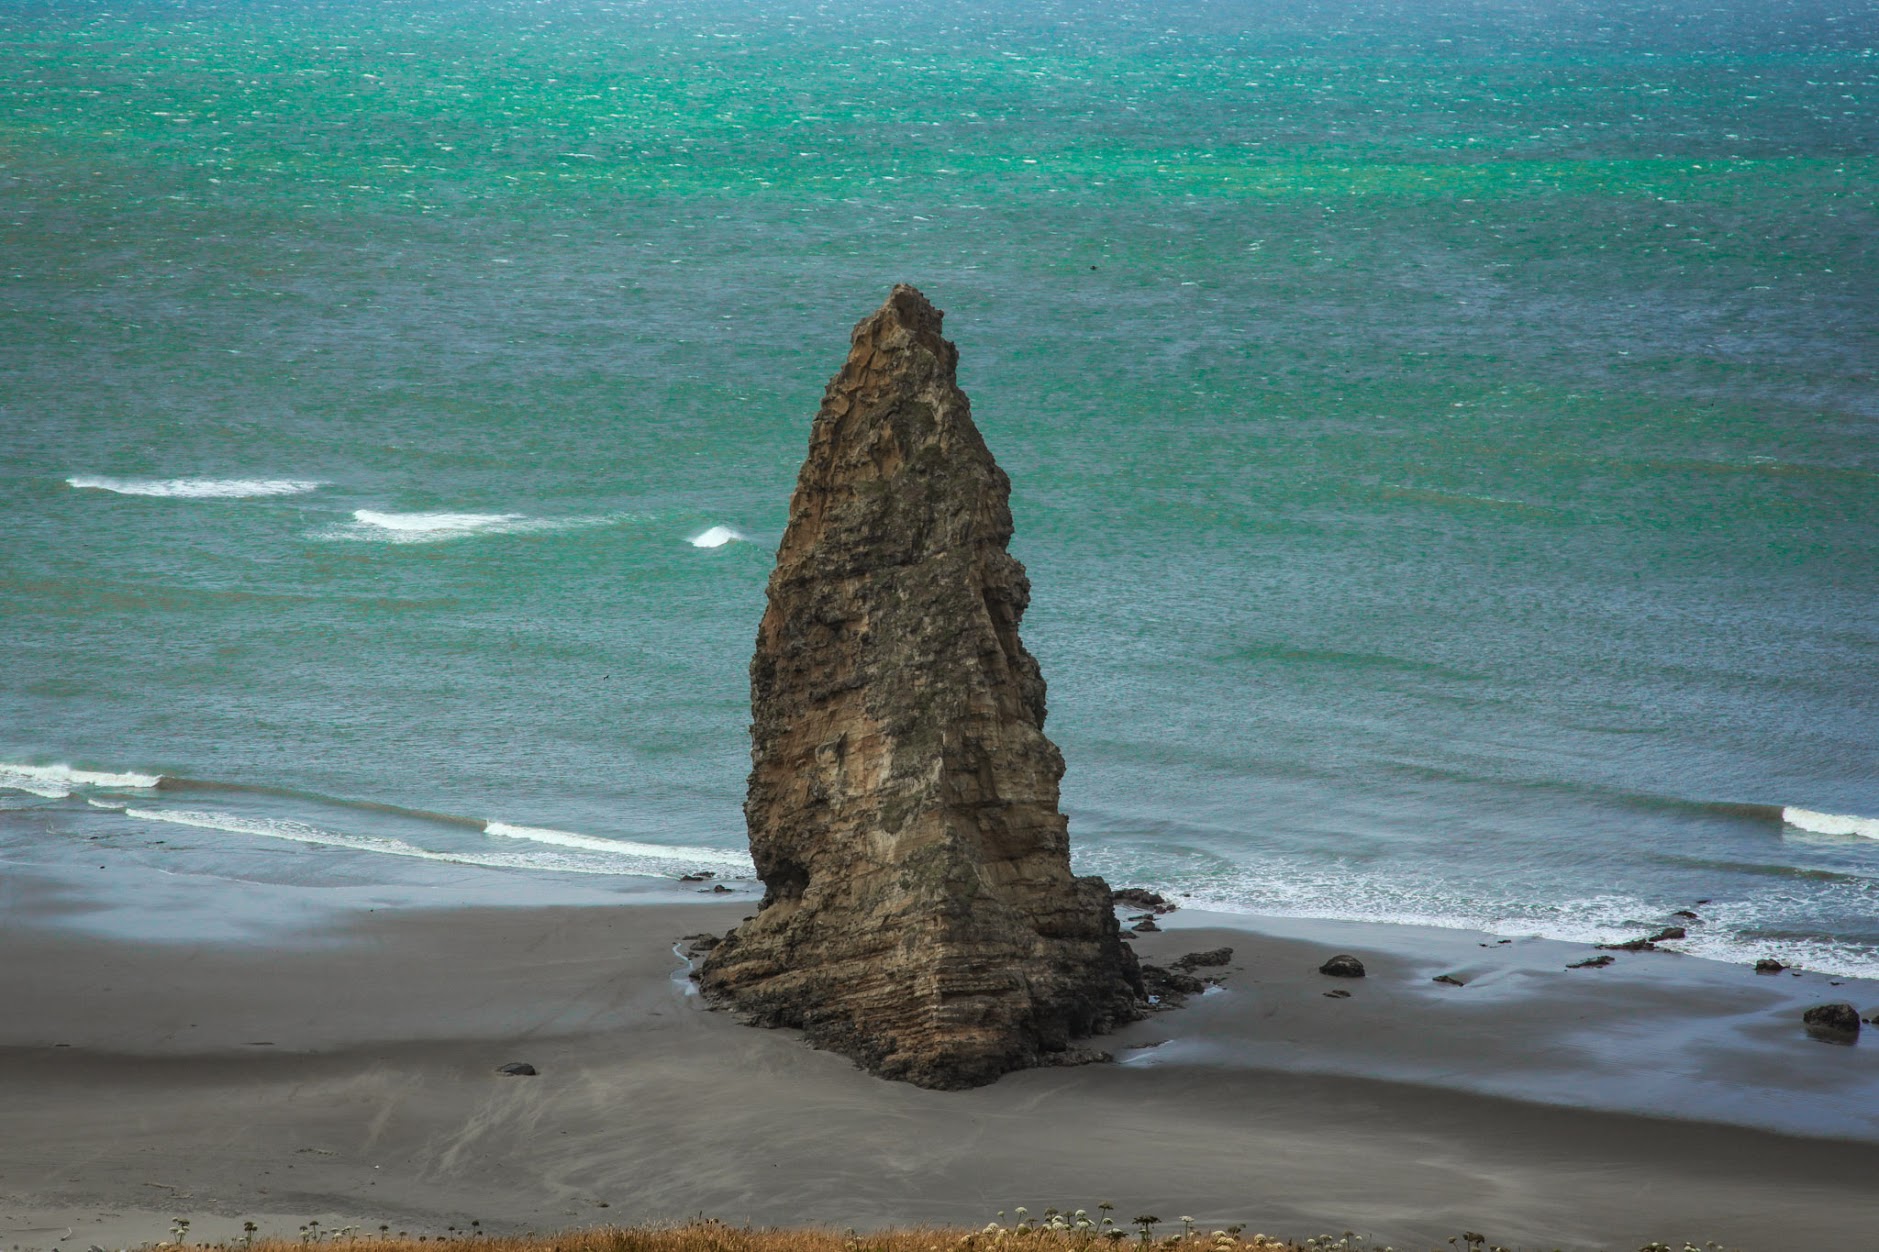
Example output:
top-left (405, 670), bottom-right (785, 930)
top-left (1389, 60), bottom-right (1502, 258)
top-left (6, 874), bottom-right (1879, 1252)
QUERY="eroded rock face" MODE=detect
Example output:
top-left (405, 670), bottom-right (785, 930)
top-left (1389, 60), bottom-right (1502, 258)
top-left (698, 284), bottom-right (1143, 1089)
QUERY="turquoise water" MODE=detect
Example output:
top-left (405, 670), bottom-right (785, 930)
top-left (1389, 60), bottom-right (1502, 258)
top-left (3, 0), bottom-right (1876, 970)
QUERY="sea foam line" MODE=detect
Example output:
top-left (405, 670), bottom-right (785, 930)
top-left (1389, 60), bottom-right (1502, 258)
top-left (0, 762), bottom-right (164, 799)
top-left (67, 476), bottom-right (323, 499)
top-left (115, 807), bottom-right (622, 876)
top-left (485, 820), bottom-right (753, 870)
top-left (122, 808), bottom-right (430, 858)
top-left (1784, 807), bottom-right (1879, 840)
top-left (102, 804), bottom-right (746, 881)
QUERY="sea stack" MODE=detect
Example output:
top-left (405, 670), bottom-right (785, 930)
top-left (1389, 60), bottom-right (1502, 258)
top-left (698, 285), bottom-right (1144, 1089)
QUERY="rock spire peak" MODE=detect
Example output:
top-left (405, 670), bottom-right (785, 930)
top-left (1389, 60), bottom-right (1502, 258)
top-left (698, 285), bottom-right (1143, 1089)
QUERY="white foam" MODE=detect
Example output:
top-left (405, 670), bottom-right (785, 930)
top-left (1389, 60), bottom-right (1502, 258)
top-left (485, 820), bottom-right (753, 871)
top-left (688, 525), bottom-right (747, 549)
top-left (67, 476), bottom-right (322, 499)
top-left (1074, 849), bottom-right (1879, 981)
top-left (1784, 807), bottom-right (1879, 840)
top-left (123, 807), bottom-right (442, 859)
top-left (0, 762), bottom-right (163, 798)
top-left (97, 805), bottom-right (746, 881)
top-left (316, 510), bottom-right (624, 545)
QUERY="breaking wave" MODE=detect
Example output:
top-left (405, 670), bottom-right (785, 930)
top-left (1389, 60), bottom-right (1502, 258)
top-left (68, 476), bottom-right (322, 499)
top-left (688, 525), bottom-right (747, 549)
top-left (0, 761), bottom-right (164, 799)
top-left (1784, 807), bottom-right (1879, 840)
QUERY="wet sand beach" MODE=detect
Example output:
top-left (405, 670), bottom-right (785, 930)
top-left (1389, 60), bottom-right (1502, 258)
top-left (5, 864), bottom-right (1879, 1252)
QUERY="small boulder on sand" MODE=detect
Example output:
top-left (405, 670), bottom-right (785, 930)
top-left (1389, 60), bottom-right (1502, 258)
top-left (1803, 1003), bottom-right (1861, 1044)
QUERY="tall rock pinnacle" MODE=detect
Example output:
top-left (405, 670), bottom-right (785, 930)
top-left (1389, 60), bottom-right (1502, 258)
top-left (698, 285), bottom-right (1144, 1089)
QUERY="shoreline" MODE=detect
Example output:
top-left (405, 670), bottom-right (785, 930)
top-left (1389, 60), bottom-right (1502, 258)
top-left (6, 872), bottom-right (1879, 1252)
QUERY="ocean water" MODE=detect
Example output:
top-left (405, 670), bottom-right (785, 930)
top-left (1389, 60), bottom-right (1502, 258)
top-left (3, 0), bottom-right (1876, 971)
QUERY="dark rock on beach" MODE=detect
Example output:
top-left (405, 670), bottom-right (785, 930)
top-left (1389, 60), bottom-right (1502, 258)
top-left (1647, 926), bottom-right (1687, 942)
top-left (1130, 917), bottom-right (1161, 933)
top-left (696, 286), bottom-right (1144, 1090)
top-left (1433, 974), bottom-right (1465, 986)
top-left (1139, 964), bottom-right (1207, 1009)
top-left (1111, 887), bottom-right (1176, 914)
top-left (1598, 936), bottom-right (1657, 952)
top-left (1319, 954), bottom-right (1366, 978)
top-left (1803, 1003), bottom-right (1861, 1043)
top-left (1323, 988), bottom-right (1352, 999)
top-left (1755, 958), bottom-right (1787, 974)
top-left (1569, 955), bottom-right (1616, 969)
top-left (496, 1062), bottom-right (538, 1076)
top-left (1172, 947), bottom-right (1233, 970)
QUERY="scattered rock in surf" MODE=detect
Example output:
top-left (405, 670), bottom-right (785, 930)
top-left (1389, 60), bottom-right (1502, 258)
top-left (1802, 1003), bottom-right (1861, 1044)
top-left (1863, 1009), bottom-right (1879, 1026)
top-left (1112, 887), bottom-right (1177, 915)
top-left (1318, 954), bottom-right (1365, 978)
top-left (679, 871), bottom-right (715, 882)
top-left (1568, 955), bottom-right (1615, 969)
top-left (1432, 974), bottom-right (1465, 986)
top-left (1172, 947), bottom-right (1233, 970)
top-left (496, 1062), bottom-right (538, 1076)
top-left (1130, 917), bottom-right (1161, 933)
top-left (1323, 989), bottom-right (1352, 999)
top-left (1647, 926), bottom-right (1687, 942)
top-left (703, 883), bottom-right (732, 893)
top-left (1754, 958), bottom-right (1787, 975)
top-left (1597, 936), bottom-right (1657, 952)
top-left (1673, 909), bottom-right (1700, 921)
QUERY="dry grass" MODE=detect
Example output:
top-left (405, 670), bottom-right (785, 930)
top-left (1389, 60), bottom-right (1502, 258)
top-left (229, 1224), bottom-right (1301, 1252)
top-left (173, 1217), bottom-right (1744, 1252)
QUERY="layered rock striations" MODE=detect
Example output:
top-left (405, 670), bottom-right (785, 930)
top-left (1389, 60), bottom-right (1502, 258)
top-left (698, 285), bottom-right (1143, 1089)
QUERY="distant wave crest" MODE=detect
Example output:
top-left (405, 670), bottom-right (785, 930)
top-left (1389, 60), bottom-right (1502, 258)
top-left (0, 761), bottom-right (164, 799)
top-left (688, 525), bottom-right (747, 549)
top-left (68, 475), bottom-right (322, 499)
top-left (1783, 807), bottom-right (1879, 840)
top-left (315, 509), bottom-right (627, 545)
